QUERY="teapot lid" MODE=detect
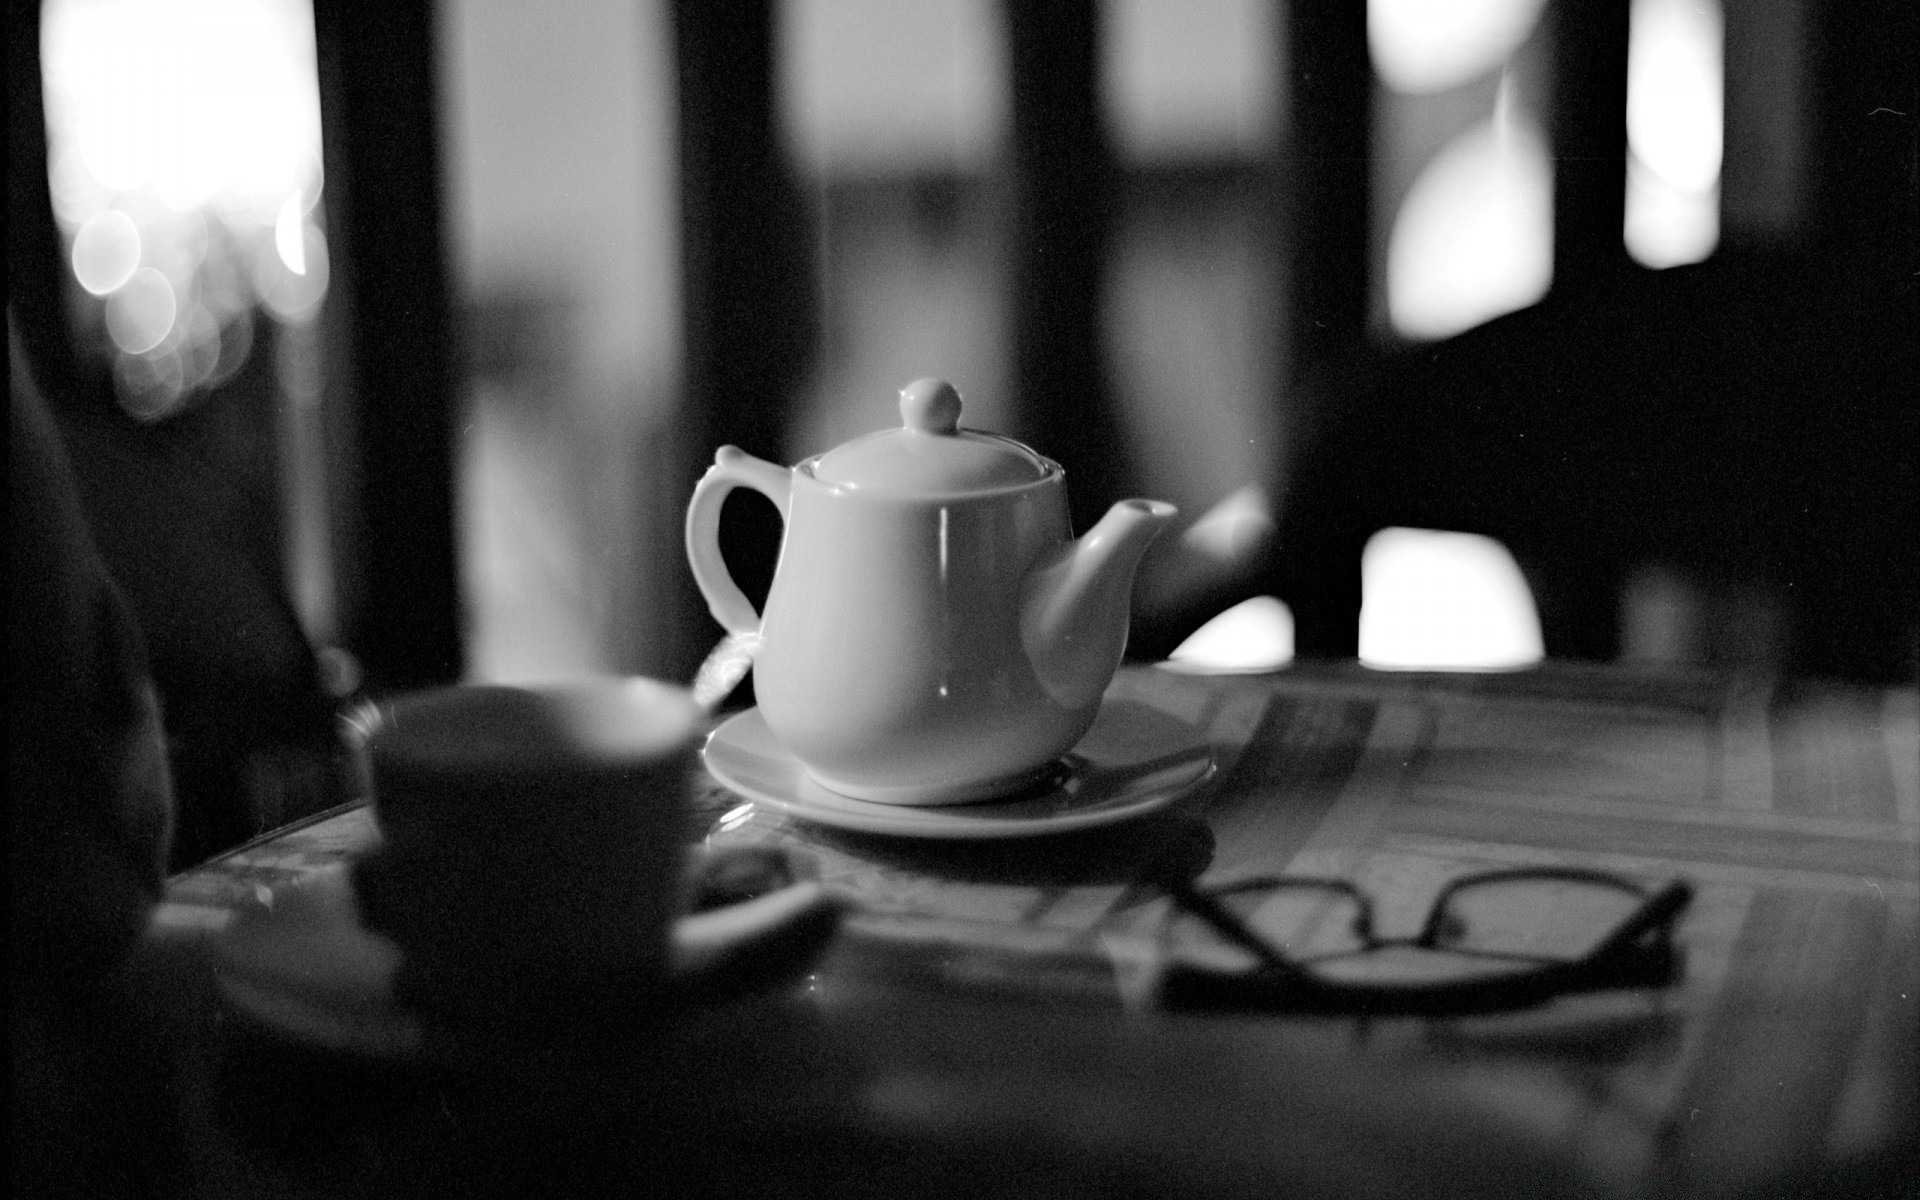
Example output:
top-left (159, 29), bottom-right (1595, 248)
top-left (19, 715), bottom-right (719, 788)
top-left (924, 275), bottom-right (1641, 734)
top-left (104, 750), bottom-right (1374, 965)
top-left (811, 379), bottom-right (1051, 494)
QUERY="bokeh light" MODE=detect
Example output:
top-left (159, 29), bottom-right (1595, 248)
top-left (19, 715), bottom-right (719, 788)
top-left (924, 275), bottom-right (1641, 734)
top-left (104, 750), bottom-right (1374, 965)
top-left (1369, 0), bottom-right (1547, 95)
top-left (104, 267), bottom-right (178, 354)
top-left (70, 209), bottom-right (142, 294)
top-left (1387, 83), bottom-right (1553, 341)
top-left (41, 0), bottom-right (327, 418)
top-left (1624, 154), bottom-right (1718, 269)
top-left (1179, 484), bottom-right (1274, 564)
top-left (1626, 0), bottom-right (1722, 192)
top-left (1166, 596), bottom-right (1295, 674)
top-left (1359, 528), bottom-right (1543, 671)
top-left (209, 306), bottom-right (256, 388)
top-left (173, 304), bottom-right (224, 389)
top-left (255, 223), bottom-right (329, 320)
top-left (42, 0), bottom-right (321, 214)
top-left (1624, 0), bottom-right (1722, 268)
top-left (116, 345), bottom-right (186, 421)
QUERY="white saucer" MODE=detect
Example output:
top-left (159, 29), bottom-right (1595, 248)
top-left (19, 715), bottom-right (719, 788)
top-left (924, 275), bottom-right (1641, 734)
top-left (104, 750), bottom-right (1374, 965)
top-left (702, 698), bottom-right (1215, 839)
top-left (213, 861), bottom-right (839, 1058)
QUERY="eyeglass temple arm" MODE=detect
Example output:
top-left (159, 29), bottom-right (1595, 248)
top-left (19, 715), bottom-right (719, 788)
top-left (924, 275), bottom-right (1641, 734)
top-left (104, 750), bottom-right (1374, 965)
top-left (1168, 882), bottom-right (1318, 982)
top-left (1587, 879), bottom-right (1694, 961)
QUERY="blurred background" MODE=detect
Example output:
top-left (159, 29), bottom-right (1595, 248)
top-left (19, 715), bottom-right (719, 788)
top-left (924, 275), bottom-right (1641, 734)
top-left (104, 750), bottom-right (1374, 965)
top-left (11, 0), bottom-right (1915, 725)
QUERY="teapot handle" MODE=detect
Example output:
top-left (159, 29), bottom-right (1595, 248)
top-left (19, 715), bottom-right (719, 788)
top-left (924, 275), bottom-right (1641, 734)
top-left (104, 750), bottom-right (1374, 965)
top-left (685, 446), bottom-right (792, 635)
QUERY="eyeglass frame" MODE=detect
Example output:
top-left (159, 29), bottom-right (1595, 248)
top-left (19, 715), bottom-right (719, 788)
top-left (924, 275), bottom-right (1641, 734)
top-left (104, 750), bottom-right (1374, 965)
top-left (1159, 866), bottom-right (1694, 1017)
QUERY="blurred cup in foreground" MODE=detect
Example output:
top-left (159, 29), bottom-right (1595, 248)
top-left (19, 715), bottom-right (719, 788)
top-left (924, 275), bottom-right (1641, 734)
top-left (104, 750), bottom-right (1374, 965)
top-left (351, 676), bottom-right (701, 1034)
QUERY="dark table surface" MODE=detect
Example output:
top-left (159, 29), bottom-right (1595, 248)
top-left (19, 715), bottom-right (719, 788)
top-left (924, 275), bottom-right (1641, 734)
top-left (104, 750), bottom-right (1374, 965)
top-left (149, 662), bottom-right (1919, 1198)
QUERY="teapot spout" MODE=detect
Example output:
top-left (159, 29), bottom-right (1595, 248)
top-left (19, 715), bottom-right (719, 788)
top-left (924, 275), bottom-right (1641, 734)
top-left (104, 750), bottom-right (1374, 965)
top-left (1021, 499), bottom-right (1178, 711)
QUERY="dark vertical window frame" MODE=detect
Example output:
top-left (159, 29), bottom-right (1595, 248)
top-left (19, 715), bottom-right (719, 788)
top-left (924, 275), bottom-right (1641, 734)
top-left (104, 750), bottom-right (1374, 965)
top-left (1283, 1), bottom-right (1372, 383)
top-left (1003, 0), bottom-right (1133, 537)
top-left (311, 0), bottom-right (464, 691)
top-left (666, 0), bottom-right (818, 686)
top-left (1790, 0), bottom-right (1918, 683)
top-left (1546, 0), bottom-right (1632, 294)
top-left (8, 0), bottom-right (86, 403)
top-left (1268, 0), bottom-right (1373, 660)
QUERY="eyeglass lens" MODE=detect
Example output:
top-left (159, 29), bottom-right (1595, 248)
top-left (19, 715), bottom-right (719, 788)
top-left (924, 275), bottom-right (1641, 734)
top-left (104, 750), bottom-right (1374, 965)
top-left (1432, 876), bottom-right (1649, 961)
top-left (1186, 883), bottom-right (1369, 968)
top-left (1181, 874), bottom-right (1653, 971)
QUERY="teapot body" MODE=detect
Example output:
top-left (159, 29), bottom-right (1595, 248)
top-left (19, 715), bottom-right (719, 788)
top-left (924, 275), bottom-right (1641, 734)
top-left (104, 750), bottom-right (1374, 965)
top-left (752, 463), bottom-right (1099, 804)
top-left (685, 379), bottom-right (1174, 806)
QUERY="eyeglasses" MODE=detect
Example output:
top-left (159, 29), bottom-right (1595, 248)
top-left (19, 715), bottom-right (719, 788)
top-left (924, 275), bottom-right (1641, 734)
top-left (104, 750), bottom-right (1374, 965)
top-left (1159, 867), bottom-right (1693, 1016)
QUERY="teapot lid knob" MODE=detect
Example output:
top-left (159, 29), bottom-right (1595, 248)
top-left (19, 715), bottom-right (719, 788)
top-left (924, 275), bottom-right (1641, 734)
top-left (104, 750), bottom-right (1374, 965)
top-left (811, 377), bottom-right (1049, 492)
top-left (900, 378), bottom-right (962, 435)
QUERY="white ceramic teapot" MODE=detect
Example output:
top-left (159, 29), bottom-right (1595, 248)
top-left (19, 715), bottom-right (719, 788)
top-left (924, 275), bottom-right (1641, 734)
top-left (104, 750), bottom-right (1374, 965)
top-left (685, 378), bottom-right (1176, 805)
